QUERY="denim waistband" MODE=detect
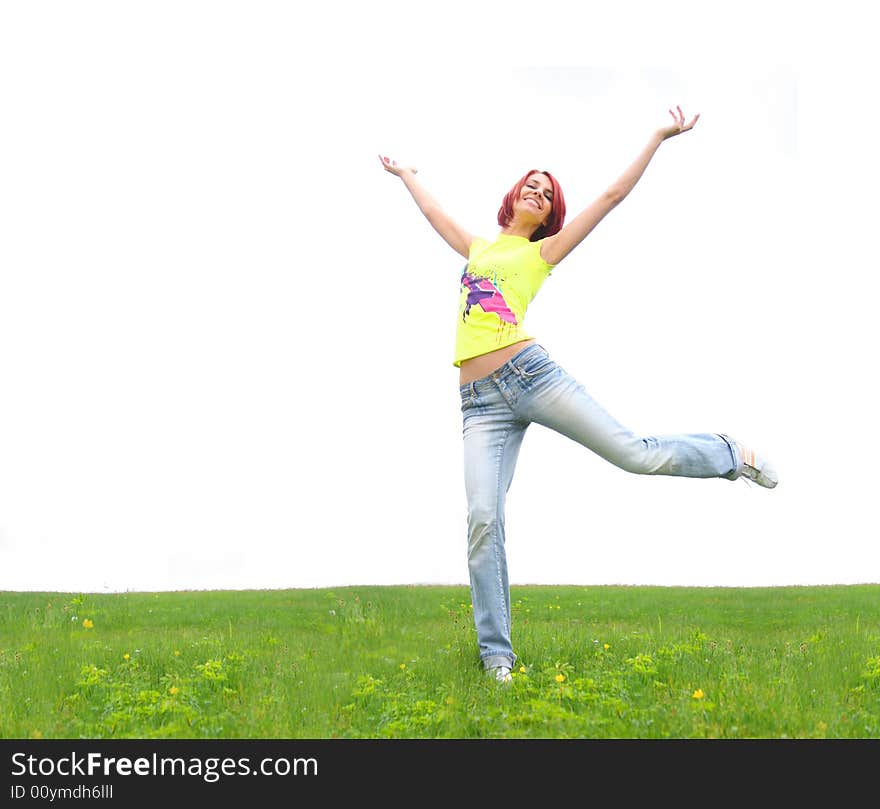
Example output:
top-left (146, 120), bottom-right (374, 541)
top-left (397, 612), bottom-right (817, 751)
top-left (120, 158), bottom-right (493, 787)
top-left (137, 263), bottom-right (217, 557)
top-left (458, 343), bottom-right (549, 395)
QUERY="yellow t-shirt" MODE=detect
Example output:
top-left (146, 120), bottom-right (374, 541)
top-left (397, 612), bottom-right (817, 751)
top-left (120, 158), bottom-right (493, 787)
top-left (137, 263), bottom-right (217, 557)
top-left (454, 234), bottom-right (554, 367)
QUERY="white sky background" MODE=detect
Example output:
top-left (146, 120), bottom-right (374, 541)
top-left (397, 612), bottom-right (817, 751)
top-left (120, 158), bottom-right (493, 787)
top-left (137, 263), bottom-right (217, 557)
top-left (0, 2), bottom-right (877, 593)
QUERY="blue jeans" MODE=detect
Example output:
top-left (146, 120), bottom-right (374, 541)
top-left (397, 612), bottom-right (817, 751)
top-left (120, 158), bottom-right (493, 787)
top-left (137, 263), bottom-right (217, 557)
top-left (459, 343), bottom-right (740, 670)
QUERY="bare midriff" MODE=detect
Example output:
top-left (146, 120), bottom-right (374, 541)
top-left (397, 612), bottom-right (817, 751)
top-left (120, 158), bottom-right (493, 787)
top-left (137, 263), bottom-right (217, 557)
top-left (458, 339), bottom-right (537, 385)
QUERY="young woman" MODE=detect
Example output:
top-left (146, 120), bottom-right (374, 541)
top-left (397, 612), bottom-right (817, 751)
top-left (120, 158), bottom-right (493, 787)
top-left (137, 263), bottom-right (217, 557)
top-left (379, 106), bottom-right (777, 683)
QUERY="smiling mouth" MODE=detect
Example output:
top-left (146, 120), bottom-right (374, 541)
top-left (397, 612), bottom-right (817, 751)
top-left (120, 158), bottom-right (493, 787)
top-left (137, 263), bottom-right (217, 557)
top-left (524, 198), bottom-right (542, 210)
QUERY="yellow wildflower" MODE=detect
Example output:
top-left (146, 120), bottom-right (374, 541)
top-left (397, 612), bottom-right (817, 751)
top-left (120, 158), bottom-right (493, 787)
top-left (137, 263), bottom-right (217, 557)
top-left (82, 619), bottom-right (94, 629)
top-left (169, 686), bottom-right (179, 696)
top-left (555, 673), bottom-right (566, 683)
top-left (399, 663), bottom-right (406, 670)
top-left (604, 643), bottom-right (610, 650)
top-left (519, 666), bottom-right (526, 673)
top-left (123, 653), bottom-right (130, 661)
top-left (692, 689), bottom-right (705, 700)
top-left (174, 650), bottom-right (181, 656)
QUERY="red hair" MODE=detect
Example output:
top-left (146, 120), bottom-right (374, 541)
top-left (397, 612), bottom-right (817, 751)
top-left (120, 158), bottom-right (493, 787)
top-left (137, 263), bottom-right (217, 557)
top-left (497, 170), bottom-right (566, 242)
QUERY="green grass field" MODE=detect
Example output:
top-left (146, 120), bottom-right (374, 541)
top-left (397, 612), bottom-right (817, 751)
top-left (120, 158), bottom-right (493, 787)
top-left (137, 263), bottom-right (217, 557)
top-left (2, 584), bottom-right (879, 739)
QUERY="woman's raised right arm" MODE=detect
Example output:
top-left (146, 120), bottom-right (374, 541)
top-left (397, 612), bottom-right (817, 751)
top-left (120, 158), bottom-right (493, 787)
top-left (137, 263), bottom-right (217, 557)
top-left (379, 155), bottom-right (474, 259)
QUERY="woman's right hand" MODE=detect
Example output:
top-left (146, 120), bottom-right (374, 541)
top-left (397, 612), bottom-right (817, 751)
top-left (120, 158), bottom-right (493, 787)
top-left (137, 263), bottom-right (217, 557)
top-left (379, 154), bottom-right (417, 177)
top-left (657, 105), bottom-right (700, 140)
top-left (377, 154), bottom-right (472, 258)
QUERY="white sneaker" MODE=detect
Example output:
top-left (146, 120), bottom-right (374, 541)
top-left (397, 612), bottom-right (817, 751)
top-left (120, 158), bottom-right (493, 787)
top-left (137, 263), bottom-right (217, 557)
top-left (732, 439), bottom-right (778, 489)
top-left (487, 665), bottom-right (512, 683)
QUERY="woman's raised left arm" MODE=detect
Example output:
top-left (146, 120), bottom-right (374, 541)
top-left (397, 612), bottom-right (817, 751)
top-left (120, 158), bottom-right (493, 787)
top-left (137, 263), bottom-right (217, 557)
top-left (540, 106), bottom-right (700, 266)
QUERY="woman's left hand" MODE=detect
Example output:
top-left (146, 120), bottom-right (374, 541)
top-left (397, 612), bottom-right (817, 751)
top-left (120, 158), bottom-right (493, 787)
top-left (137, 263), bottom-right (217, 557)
top-left (658, 105), bottom-right (700, 140)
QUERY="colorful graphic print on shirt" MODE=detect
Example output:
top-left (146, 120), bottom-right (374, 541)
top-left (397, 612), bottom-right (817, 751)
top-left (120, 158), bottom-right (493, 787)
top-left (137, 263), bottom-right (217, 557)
top-left (460, 268), bottom-right (517, 325)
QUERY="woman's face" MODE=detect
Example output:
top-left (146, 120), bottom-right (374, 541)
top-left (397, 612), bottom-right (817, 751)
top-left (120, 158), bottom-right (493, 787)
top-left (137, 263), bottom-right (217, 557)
top-left (516, 173), bottom-right (554, 226)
